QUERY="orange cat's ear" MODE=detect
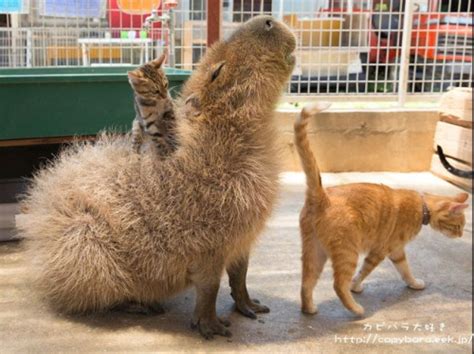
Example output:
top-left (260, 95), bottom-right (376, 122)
top-left (449, 203), bottom-right (469, 215)
top-left (454, 192), bottom-right (469, 203)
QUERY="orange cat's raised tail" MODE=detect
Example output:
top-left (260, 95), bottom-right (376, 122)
top-left (294, 102), bottom-right (331, 211)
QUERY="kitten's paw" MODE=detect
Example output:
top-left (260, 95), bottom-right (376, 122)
top-left (351, 282), bottom-right (364, 293)
top-left (302, 304), bottom-right (318, 315)
top-left (350, 304), bottom-right (365, 316)
top-left (408, 279), bottom-right (425, 290)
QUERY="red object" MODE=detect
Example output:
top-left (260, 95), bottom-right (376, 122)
top-left (164, 0), bottom-right (178, 9)
top-left (108, 0), bottom-right (162, 39)
top-left (411, 13), bottom-right (473, 62)
top-left (320, 6), bottom-right (473, 65)
top-left (207, 0), bottom-right (221, 47)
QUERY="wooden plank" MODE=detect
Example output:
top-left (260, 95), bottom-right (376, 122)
top-left (0, 135), bottom-right (96, 148)
top-left (440, 113), bottom-right (473, 129)
top-left (183, 21), bottom-right (194, 70)
top-left (431, 154), bottom-right (472, 191)
top-left (434, 121), bottom-right (472, 166)
top-left (0, 203), bottom-right (18, 230)
top-left (46, 46), bottom-right (122, 65)
top-left (0, 203), bottom-right (21, 241)
top-left (207, 0), bottom-right (221, 46)
top-left (0, 229), bottom-right (19, 242)
top-left (439, 87), bottom-right (472, 121)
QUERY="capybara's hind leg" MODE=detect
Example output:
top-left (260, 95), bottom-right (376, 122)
top-left (227, 254), bottom-right (270, 319)
top-left (190, 261), bottom-right (231, 340)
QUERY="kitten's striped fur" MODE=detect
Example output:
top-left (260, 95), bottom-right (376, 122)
top-left (128, 52), bottom-right (178, 157)
top-left (294, 103), bottom-right (469, 316)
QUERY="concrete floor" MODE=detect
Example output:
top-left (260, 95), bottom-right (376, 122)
top-left (0, 172), bottom-right (472, 353)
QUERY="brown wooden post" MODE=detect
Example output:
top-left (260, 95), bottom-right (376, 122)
top-left (207, 0), bottom-right (222, 47)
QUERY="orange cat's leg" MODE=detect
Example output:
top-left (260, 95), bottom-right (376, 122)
top-left (351, 252), bottom-right (385, 293)
top-left (389, 248), bottom-right (425, 290)
top-left (301, 237), bottom-right (327, 314)
top-left (331, 248), bottom-right (364, 316)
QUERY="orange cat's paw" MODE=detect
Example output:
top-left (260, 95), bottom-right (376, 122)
top-left (302, 304), bottom-right (318, 315)
top-left (408, 279), bottom-right (425, 290)
top-left (351, 304), bottom-right (365, 316)
top-left (351, 282), bottom-right (363, 293)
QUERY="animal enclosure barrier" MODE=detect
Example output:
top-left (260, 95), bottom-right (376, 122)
top-left (0, 0), bottom-right (472, 102)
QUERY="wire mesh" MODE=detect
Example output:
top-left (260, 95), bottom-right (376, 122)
top-left (0, 0), bottom-right (472, 97)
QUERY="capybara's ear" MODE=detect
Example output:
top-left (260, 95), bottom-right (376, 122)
top-left (185, 93), bottom-right (201, 110)
top-left (210, 61), bottom-right (226, 83)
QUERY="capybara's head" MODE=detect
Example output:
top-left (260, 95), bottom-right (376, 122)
top-left (182, 15), bottom-right (296, 114)
top-left (227, 15), bottom-right (296, 70)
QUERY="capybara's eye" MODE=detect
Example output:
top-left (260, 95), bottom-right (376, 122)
top-left (265, 20), bottom-right (273, 30)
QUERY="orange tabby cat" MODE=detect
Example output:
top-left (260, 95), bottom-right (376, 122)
top-left (294, 103), bottom-right (469, 316)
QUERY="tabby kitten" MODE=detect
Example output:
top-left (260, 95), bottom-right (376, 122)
top-left (294, 103), bottom-right (469, 316)
top-left (127, 51), bottom-right (178, 156)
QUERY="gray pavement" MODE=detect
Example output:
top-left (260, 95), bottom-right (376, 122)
top-left (0, 172), bottom-right (472, 353)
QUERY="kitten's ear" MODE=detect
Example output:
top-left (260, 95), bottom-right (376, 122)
top-left (209, 61), bottom-right (226, 83)
top-left (151, 50), bottom-right (167, 68)
top-left (454, 192), bottom-right (469, 203)
top-left (127, 69), bottom-right (143, 79)
top-left (127, 70), bottom-right (146, 86)
top-left (449, 202), bottom-right (469, 215)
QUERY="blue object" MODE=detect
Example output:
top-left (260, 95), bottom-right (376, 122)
top-left (0, 0), bottom-right (23, 13)
top-left (43, 0), bottom-right (103, 18)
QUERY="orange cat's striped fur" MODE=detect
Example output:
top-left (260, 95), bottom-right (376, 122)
top-left (294, 103), bottom-right (469, 316)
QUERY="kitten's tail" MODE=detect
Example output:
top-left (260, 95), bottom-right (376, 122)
top-left (294, 102), bottom-right (331, 210)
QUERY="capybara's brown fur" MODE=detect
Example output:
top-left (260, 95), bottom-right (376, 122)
top-left (17, 16), bottom-right (296, 339)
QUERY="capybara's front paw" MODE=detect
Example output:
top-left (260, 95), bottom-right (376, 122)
top-left (234, 297), bottom-right (270, 319)
top-left (191, 316), bottom-right (232, 340)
